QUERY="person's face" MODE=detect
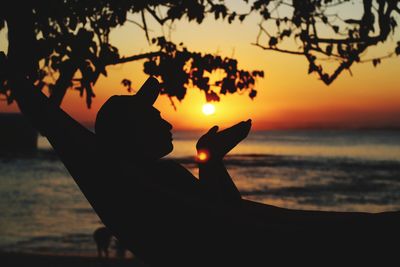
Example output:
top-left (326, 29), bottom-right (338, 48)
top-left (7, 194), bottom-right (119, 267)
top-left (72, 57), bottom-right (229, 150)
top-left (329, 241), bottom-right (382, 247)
top-left (132, 107), bottom-right (173, 160)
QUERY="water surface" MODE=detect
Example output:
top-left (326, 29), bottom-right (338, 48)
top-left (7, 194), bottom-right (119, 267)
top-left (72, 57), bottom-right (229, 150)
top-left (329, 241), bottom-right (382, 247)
top-left (1, 130), bottom-right (399, 255)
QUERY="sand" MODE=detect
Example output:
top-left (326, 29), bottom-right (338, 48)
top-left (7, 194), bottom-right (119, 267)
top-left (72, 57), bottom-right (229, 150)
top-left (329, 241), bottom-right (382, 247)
top-left (0, 251), bottom-right (148, 267)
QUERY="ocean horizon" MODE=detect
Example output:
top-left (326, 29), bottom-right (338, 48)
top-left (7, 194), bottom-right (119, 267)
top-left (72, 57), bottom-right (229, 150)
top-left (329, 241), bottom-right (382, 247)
top-left (1, 129), bottom-right (400, 256)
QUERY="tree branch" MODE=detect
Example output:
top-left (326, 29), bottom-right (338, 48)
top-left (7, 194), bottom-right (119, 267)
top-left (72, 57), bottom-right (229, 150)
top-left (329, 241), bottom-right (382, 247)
top-left (109, 51), bottom-right (163, 65)
top-left (145, 6), bottom-right (168, 25)
top-left (251, 43), bottom-right (305, 55)
top-left (141, 10), bottom-right (150, 44)
top-left (126, 19), bottom-right (146, 31)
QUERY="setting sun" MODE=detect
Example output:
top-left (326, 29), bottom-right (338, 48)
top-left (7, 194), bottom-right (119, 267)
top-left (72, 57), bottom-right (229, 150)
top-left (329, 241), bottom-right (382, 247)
top-left (202, 103), bottom-right (215, 116)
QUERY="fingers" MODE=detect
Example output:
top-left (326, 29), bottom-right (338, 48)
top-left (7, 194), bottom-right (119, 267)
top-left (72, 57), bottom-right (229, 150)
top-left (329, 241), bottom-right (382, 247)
top-left (144, 76), bottom-right (160, 87)
top-left (136, 76), bottom-right (160, 105)
top-left (207, 125), bottom-right (219, 135)
top-left (241, 119), bottom-right (252, 138)
top-left (240, 119), bottom-right (252, 126)
top-left (240, 119), bottom-right (252, 133)
top-left (196, 125), bottom-right (218, 150)
top-left (244, 119), bottom-right (252, 130)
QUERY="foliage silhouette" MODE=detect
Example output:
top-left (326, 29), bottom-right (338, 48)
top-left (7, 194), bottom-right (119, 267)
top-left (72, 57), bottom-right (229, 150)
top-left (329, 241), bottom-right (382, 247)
top-left (0, 1), bottom-right (262, 109)
top-left (246, 0), bottom-right (400, 84)
top-left (1, 1), bottom-right (399, 109)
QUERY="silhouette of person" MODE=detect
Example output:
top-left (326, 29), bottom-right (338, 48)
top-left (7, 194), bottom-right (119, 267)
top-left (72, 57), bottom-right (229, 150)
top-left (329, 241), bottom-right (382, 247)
top-left (93, 226), bottom-right (112, 258)
top-left (94, 78), bottom-right (249, 203)
top-left (13, 76), bottom-right (246, 264)
top-left (12, 75), bottom-right (400, 266)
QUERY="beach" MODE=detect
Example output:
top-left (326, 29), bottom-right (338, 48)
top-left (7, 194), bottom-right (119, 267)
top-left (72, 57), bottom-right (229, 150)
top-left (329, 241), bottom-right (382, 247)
top-left (1, 130), bottom-right (400, 257)
top-left (0, 252), bottom-right (147, 267)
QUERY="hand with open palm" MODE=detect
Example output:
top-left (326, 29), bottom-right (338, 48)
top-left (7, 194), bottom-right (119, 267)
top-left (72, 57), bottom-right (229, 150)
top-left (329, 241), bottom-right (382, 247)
top-left (196, 119), bottom-right (252, 162)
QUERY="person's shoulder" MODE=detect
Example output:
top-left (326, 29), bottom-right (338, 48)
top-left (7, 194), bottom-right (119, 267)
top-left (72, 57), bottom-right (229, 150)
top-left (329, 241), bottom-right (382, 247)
top-left (154, 159), bottom-right (184, 173)
top-left (156, 158), bottom-right (180, 167)
top-left (155, 159), bottom-right (197, 180)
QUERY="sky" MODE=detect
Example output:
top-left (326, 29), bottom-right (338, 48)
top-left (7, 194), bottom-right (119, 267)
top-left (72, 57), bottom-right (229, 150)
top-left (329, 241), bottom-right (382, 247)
top-left (1, 2), bottom-right (400, 131)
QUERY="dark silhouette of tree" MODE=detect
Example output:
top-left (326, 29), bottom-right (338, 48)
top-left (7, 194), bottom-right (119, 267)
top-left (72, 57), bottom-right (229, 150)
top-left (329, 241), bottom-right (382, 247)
top-left (0, 1), bottom-right (263, 109)
top-left (2, 1), bottom-right (399, 110)
top-left (246, 0), bottom-right (400, 84)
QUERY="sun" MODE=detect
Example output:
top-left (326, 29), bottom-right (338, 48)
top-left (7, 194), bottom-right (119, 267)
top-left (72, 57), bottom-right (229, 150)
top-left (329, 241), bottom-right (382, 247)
top-left (202, 103), bottom-right (215, 116)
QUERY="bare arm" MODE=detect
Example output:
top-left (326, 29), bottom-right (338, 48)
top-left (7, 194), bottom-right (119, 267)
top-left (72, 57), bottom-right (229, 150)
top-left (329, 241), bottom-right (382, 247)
top-left (196, 123), bottom-right (251, 203)
top-left (199, 160), bottom-right (241, 202)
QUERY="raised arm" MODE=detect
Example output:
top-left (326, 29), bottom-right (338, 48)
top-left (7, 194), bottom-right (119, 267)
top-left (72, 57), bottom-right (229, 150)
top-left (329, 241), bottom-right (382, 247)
top-left (198, 159), bottom-right (242, 203)
top-left (196, 122), bottom-right (252, 203)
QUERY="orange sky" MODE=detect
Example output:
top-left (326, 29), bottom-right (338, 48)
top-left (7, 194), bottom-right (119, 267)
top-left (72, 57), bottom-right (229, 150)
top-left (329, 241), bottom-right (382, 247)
top-left (1, 8), bottom-right (400, 131)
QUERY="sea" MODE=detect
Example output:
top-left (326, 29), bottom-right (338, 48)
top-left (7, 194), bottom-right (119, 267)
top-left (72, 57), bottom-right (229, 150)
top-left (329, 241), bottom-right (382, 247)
top-left (1, 130), bottom-right (400, 256)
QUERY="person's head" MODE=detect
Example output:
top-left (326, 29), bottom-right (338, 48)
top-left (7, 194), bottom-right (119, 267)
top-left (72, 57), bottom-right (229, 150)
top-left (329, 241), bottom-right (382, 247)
top-left (95, 77), bottom-right (173, 161)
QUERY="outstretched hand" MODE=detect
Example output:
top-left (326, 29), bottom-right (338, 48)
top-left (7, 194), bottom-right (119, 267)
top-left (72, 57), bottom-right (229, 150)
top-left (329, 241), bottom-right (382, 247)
top-left (196, 119), bottom-right (252, 162)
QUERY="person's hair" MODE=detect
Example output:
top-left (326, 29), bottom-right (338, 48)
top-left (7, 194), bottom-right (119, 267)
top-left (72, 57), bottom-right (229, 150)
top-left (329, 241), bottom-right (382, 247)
top-left (95, 95), bottom-right (146, 141)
